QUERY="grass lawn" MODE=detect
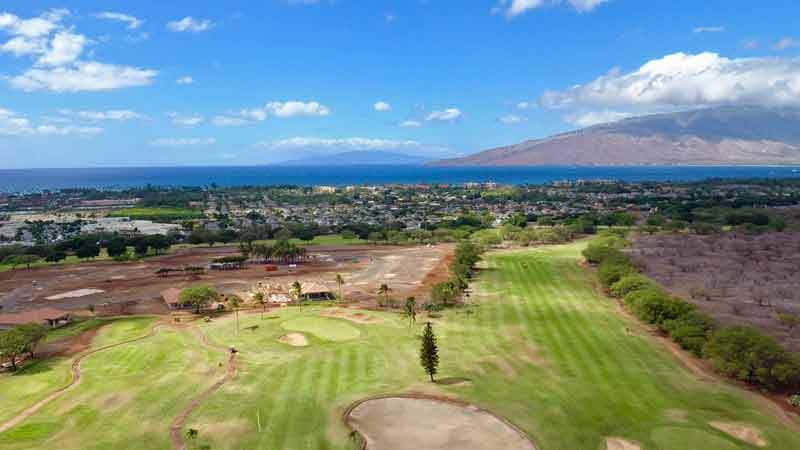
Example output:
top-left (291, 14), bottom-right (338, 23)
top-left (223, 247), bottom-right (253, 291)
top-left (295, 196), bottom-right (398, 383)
top-left (107, 207), bottom-right (204, 220)
top-left (1, 242), bottom-right (798, 449)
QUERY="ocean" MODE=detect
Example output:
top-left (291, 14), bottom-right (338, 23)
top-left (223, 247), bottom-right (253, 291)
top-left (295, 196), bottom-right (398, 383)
top-left (1, 165), bottom-right (799, 193)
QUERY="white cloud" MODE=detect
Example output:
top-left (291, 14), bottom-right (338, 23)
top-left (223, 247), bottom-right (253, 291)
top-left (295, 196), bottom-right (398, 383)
top-left (212, 115), bottom-right (250, 127)
top-left (256, 137), bottom-right (422, 151)
top-left (59, 109), bottom-right (144, 122)
top-left (499, 114), bottom-right (527, 124)
top-left (426, 108), bottom-right (462, 122)
top-left (0, 36), bottom-right (46, 56)
top-left (176, 76), bottom-right (194, 85)
top-left (150, 137), bottom-right (216, 147)
top-left (774, 37), bottom-right (799, 51)
top-left (10, 61), bottom-right (157, 92)
top-left (399, 120), bottom-right (422, 128)
top-left (37, 31), bottom-right (87, 66)
top-left (167, 17), bottom-right (213, 33)
top-left (35, 125), bottom-right (103, 136)
top-left (493, 0), bottom-right (608, 18)
top-left (742, 39), bottom-right (760, 49)
top-left (374, 101), bottom-right (392, 112)
top-left (0, 9), bottom-right (69, 38)
top-left (169, 114), bottom-right (204, 126)
top-left (516, 101), bottom-right (533, 110)
top-left (239, 101), bottom-right (330, 120)
top-left (93, 12), bottom-right (143, 30)
top-left (0, 107), bottom-right (103, 137)
top-left (565, 110), bottom-right (633, 127)
top-left (693, 26), bottom-right (725, 33)
top-left (540, 52), bottom-right (800, 110)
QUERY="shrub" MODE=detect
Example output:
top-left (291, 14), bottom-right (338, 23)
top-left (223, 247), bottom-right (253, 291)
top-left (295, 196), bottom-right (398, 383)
top-left (791, 394), bottom-right (800, 408)
top-left (610, 274), bottom-right (656, 298)
top-left (704, 326), bottom-right (800, 390)
top-left (663, 311), bottom-right (717, 357)
top-left (597, 252), bottom-right (636, 288)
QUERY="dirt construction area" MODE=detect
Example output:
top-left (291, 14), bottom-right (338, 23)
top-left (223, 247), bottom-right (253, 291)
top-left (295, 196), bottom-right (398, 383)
top-left (630, 232), bottom-right (800, 351)
top-left (347, 396), bottom-right (537, 450)
top-left (0, 244), bottom-right (453, 315)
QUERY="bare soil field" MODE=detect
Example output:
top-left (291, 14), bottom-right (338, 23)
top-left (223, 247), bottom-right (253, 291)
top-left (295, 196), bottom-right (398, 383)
top-left (630, 232), bottom-right (800, 351)
top-left (0, 244), bottom-right (452, 315)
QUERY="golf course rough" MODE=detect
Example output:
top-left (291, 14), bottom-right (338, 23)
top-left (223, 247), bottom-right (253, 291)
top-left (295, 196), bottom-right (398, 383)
top-left (1, 242), bottom-right (799, 450)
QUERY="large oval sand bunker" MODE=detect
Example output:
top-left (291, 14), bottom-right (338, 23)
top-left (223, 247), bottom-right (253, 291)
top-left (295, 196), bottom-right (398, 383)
top-left (347, 396), bottom-right (537, 450)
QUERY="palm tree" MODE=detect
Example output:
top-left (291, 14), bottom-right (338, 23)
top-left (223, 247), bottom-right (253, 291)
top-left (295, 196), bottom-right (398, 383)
top-left (404, 297), bottom-right (417, 328)
top-left (253, 292), bottom-right (266, 319)
top-left (377, 283), bottom-right (392, 308)
top-left (290, 281), bottom-right (303, 311)
top-left (229, 295), bottom-right (242, 335)
top-left (335, 274), bottom-right (345, 303)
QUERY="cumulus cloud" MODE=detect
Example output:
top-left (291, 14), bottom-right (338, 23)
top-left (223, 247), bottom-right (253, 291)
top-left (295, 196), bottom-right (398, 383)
top-left (540, 52), bottom-right (800, 110)
top-left (1, 10), bottom-right (157, 92)
top-left (93, 12), bottom-right (143, 30)
top-left (59, 109), bottom-right (144, 121)
top-left (256, 137), bottom-right (422, 151)
top-left (399, 120), bottom-right (422, 128)
top-left (499, 114), bottom-right (527, 124)
top-left (10, 61), bottom-right (157, 92)
top-left (426, 108), bottom-right (462, 122)
top-left (374, 101), bottom-right (392, 112)
top-left (36, 31), bottom-right (87, 66)
top-left (169, 114), bottom-right (204, 127)
top-left (167, 17), bottom-right (214, 32)
top-left (239, 101), bottom-right (330, 120)
top-left (493, 0), bottom-right (608, 18)
top-left (565, 110), bottom-right (634, 127)
top-left (35, 125), bottom-right (103, 136)
top-left (0, 9), bottom-right (68, 38)
top-left (176, 76), bottom-right (194, 85)
top-left (150, 137), bottom-right (216, 147)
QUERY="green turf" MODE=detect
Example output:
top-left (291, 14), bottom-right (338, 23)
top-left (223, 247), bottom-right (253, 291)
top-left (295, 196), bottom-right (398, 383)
top-left (2, 242), bottom-right (799, 450)
top-left (43, 318), bottom-right (109, 343)
top-left (107, 207), bottom-right (204, 220)
top-left (280, 316), bottom-right (361, 342)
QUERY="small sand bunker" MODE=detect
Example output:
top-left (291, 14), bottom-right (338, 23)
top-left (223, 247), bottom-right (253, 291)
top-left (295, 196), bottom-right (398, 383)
top-left (709, 421), bottom-right (767, 447)
top-left (278, 333), bottom-right (308, 347)
top-left (348, 396), bottom-right (537, 450)
top-left (606, 437), bottom-right (641, 450)
top-left (46, 288), bottom-right (105, 300)
top-left (321, 309), bottom-right (383, 324)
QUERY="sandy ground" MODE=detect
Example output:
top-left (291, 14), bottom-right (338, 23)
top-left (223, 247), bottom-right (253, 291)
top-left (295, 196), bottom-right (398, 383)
top-left (0, 244), bottom-right (452, 315)
top-left (278, 333), bottom-right (309, 347)
top-left (606, 437), bottom-right (641, 450)
top-left (347, 396), bottom-right (537, 450)
top-left (709, 421), bottom-right (767, 447)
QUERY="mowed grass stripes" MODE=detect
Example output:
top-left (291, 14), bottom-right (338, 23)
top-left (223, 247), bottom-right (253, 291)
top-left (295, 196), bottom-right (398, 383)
top-left (2, 242), bottom-right (799, 449)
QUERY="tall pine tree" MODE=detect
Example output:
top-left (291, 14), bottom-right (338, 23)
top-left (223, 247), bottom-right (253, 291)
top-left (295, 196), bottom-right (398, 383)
top-left (419, 322), bottom-right (439, 382)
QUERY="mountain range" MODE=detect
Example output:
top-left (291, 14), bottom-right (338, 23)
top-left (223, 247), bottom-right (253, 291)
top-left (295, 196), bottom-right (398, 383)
top-left (433, 106), bottom-right (800, 166)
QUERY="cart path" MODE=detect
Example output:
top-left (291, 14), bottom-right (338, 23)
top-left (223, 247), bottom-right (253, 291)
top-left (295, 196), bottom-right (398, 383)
top-left (0, 323), bottom-right (160, 434)
top-left (169, 325), bottom-right (238, 450)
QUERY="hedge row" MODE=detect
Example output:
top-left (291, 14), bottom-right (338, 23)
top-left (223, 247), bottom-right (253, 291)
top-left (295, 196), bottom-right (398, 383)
top-left (584, 240), bottom-right (800, 391)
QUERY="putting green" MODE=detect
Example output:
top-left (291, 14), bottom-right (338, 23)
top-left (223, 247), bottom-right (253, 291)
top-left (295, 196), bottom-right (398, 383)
top-left (280, 316), bottom-right (360, 342)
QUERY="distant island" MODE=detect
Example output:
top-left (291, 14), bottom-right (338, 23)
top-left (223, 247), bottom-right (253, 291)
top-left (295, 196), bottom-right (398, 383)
top-left (276, 150), bottom-right (431, 166)
top-left (433, 106), bottom-right (800, 166)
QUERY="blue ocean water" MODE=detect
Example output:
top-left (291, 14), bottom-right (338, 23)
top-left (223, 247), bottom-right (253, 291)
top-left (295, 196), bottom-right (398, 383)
top-left (1, 165), bottom-right (799, 193)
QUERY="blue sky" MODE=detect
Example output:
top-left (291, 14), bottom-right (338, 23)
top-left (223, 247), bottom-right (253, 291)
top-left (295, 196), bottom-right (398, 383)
top-left (1, 0), bottom-right (799, 168)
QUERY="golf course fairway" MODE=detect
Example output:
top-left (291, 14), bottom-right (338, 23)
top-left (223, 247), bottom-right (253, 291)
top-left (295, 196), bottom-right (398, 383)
top-left (0, 242), bottom-right (798, 450)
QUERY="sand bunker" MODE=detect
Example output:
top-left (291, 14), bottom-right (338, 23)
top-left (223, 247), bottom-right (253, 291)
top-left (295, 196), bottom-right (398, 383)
top-left (709, 421), bottom-right (767, 447)
top-left (347, 396), bottom-right (537, 450)
top-left (278, 333), bottom-right (308, 347)
top-left (606, 437), bottom-right (641, 450)
top-left (46, 288), bottom-right (105, 300)
top-left (321, 309), bottom-right (383, 324)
